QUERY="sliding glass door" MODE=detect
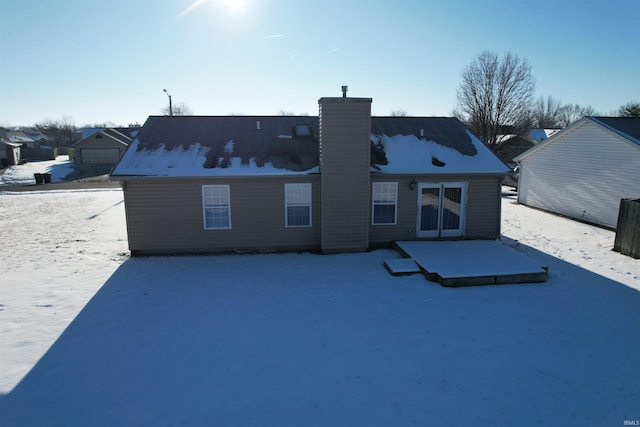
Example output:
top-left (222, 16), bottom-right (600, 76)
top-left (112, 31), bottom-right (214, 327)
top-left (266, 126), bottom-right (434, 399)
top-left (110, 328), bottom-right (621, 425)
top-left (417, 183), bottom-right (467, 238)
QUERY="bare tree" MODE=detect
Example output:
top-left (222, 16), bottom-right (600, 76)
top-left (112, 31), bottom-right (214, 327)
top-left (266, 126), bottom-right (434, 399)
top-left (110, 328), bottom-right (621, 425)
top-left (83, 121), bottom-right (117, 128)
top-left (531, 96), bottom-right (563, 128)
top-left (617, 101), bottom-right (640, 117)
top-left (34, 116), bottom-right (78, 147)
top-left (161, 102), bottom-right (193, 116)
top-left (390, 110), bottom-right (408, 117)
top-left (556, 104), bottom-right (598, 128)
top-left (456, 50), bottom-right (535, 150)
top-left (530, 97), bottom-right (602, 128)
top-left (278, 110), bottom-right (309, 116)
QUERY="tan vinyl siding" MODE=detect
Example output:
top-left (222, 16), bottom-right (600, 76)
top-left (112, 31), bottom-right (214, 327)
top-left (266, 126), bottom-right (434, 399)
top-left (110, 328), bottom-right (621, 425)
top-left (518, 120), bottom-right (640, 228)
top-left (464, 176), bottom-right (503, 239)
top-left (122, 176), bottom-right (320, 255)
top-left (122, 174), bottom-right (501, 254)
top-left (318, 97), bottom-right (372, 253)
top-left (74, 133), bottom-right (128, 165)
top-left (80, 148), bottom-right (121, 164)
top-left (74, 136), bottom-right (126, 150)
top-left (369, 175), bottom-right (502, 244)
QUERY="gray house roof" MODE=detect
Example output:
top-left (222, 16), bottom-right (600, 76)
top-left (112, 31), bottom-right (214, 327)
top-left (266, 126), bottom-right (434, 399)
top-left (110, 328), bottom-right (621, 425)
top-left (111, 115), bottom-right (509, 177)
top-left (73, 128), bottom-right (132, 148)
top-left (6, 132), bottom-right (34, 144)
top-left (589, 117), bottom-right (640, 145)
top-left (81, 127), bottom-right (140, 140)
top-left (101, 128), bottom-right (133, 145)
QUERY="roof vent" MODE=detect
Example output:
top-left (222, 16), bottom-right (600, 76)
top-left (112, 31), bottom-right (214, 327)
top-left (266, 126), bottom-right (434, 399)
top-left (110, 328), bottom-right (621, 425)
top-left (341, 85), bottom-right (348, 98)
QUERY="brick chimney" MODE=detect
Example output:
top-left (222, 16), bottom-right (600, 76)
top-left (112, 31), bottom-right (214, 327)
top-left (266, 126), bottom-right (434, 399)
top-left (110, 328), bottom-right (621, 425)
top-left (318, 95), bottom-right (373, 253)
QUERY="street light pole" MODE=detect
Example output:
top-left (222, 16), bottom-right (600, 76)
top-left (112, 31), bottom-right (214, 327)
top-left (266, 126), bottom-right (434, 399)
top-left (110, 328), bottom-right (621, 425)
top-left (163, 88), bottom-right (173, 116)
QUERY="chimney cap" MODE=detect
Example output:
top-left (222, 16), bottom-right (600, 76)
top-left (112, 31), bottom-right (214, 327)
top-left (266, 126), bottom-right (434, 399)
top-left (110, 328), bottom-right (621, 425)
top-left (341, 85), bottom-right (348, 98)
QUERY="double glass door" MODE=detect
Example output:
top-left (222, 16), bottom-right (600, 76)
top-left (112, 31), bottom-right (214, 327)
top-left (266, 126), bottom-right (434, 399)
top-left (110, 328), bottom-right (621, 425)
top-left (417, 183), bottom-right (467, 238)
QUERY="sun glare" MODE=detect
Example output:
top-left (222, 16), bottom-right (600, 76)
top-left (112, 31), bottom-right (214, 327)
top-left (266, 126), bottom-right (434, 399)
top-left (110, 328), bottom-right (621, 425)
top-left (211, 0), bottom-right (248, 15)
top-left (213, 0), bottom-right (248, 14)
top-left (178, 0), bottom-right (248, 21)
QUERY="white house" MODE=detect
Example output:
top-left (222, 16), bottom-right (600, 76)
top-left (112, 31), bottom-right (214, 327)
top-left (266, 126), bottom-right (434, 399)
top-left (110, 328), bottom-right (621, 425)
top-left (515, 117), bottom-right (640, 229)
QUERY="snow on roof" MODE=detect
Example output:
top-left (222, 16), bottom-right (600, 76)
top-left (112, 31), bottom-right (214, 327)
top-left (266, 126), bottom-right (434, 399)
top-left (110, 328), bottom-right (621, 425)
top-left (112, 116), bottom-right (509, 178)
top-left (113, 139), bottom-right (318, 177)
top-left (372, 131), bottom-right (509, 174)
top-left (528, 128), bottom-right (560, 142)
top-left (7, 132), bottom-right (35, 143)
top-left (498, 129), bottom-right (558, 145)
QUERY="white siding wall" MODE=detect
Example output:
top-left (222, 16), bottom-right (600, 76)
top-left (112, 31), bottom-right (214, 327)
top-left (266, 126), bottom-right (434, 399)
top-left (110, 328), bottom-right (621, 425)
top-left (518, 120), bottom-right (640, 228)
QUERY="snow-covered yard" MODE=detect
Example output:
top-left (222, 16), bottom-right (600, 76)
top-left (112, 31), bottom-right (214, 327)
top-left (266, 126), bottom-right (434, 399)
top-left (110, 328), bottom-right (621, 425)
top-left (0, 188), bottom-right (638, 426)
top-left (0, 156), bottom-right (74, 185)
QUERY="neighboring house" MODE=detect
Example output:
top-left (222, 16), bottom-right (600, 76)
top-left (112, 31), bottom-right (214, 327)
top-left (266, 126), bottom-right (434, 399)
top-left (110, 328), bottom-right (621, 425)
top-left (0, 129), bottom-right (21, 166)
top-left (72, 128), bottom-right (132, 166)
top-left (81, 126), bottom-right (140, 140)
top-left (111, 96), bottom-right (511, 255)
top-left (5, 131), bottom-right (35, 148)
top-left (6, 131), bottom-right (55, 161)
top-left (0, 139), bottom-right (22, 167)
top-left (498, 128), bottom-right (559, 187)
top-left (496, 128), bottom-right (559, 168)
top-left (25, 132), bottom-right (48, 143)
top-left (515, 117), bottom-right (640, 229)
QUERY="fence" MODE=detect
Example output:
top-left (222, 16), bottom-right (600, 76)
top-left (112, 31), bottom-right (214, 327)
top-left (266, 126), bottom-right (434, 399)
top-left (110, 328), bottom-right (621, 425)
top-left (21, 146), bottom-right (55, 161)
top-left (613, 198), bottom-right (640, 259)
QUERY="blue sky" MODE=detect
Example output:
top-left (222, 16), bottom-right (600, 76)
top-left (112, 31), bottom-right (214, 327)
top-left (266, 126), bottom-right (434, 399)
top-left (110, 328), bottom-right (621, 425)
top-left (1, 0), bottom-right (639, 127)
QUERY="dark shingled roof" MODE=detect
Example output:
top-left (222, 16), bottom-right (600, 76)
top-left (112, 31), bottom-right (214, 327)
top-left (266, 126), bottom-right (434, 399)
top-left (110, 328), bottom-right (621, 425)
top-left (370, 116), bottom-right (477, 156)
top-left (134, 116), bottom-right (320, 172)
top-left (495, 135), bottom-right (535, 165)
top-left (590, 117), bottom-right (640, 145)
top-left (130, 115), bottom-right (478, 172)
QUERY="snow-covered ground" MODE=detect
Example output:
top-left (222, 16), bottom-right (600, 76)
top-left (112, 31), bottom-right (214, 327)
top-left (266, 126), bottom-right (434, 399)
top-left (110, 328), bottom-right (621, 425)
top-left (0, 188), bottom-right (638, 426)
top-left (0, 156), bottom-right (73, 185)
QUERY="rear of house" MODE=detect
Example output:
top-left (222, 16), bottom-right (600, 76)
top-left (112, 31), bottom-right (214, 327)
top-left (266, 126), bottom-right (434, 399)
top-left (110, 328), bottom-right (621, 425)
top-left (112, 94), bottom-right (510, 255)
top-left (515, 117), bottom-right (640, 229)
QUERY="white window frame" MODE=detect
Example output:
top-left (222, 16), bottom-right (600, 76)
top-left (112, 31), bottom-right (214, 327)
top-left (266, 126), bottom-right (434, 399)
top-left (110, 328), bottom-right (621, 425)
top-left (372, 182), bottom-right (398, 225)
top-left (416, 182), bottom-right (467, 238)
top-left (285, 183), bottom-right (312, 228)
top-left (202, 185), bottom-right (232, 230)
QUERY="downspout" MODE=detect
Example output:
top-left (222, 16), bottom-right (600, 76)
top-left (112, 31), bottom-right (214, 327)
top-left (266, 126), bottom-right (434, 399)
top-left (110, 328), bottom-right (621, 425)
top-left (497, 175), bottom-right (504, 240)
